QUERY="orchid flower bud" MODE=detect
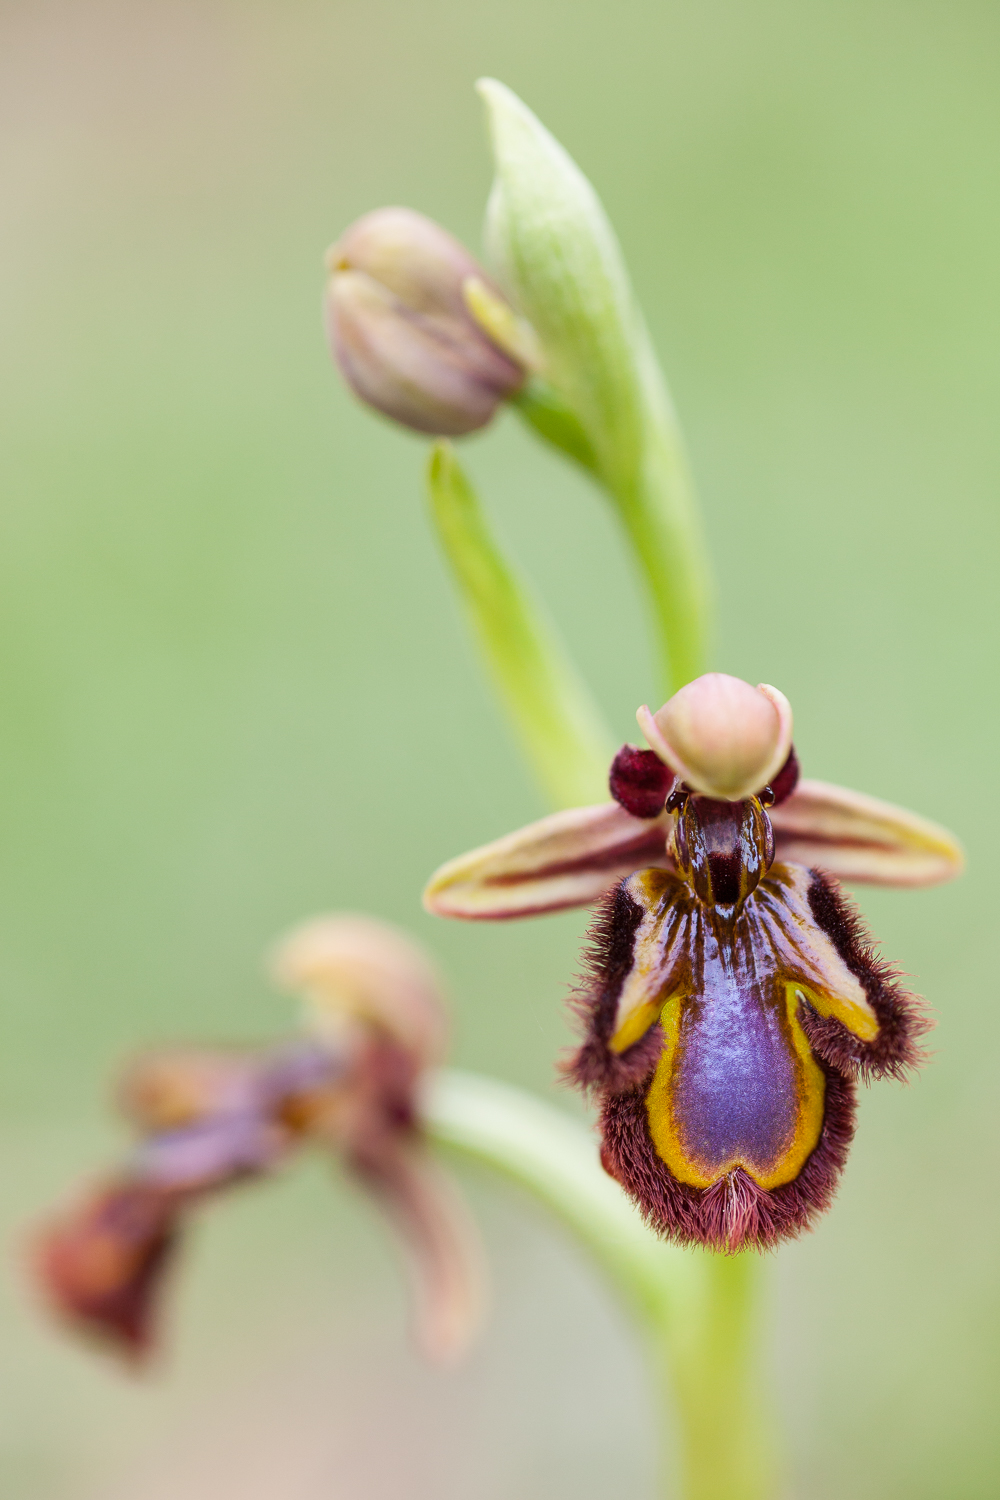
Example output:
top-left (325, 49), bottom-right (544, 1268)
top-left (271, 913), bottom-right (448, 1067)
top-left (325, 207), bottom-right (527, 436)
top-left (636, 673), bottom-right (793, 802)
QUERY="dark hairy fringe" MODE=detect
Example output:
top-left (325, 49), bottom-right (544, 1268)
top-left (804, 869), bottom-right (933, 1083)
top-left (600, 1062), bottom-right (857, 1252)
top-left (561, 882), bottom-right (662, 1093)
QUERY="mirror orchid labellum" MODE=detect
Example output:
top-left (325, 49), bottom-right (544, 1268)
top-left (424, 674), bottom-right (964, 1251)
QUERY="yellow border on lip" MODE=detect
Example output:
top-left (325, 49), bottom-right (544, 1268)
top-left (644, 988), bottom-right (828, 1191)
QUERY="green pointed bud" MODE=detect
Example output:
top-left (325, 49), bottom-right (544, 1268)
top-left (476, 79), bottom-right (714, 696)
top-left (325, 207), bottom-right (527, 437)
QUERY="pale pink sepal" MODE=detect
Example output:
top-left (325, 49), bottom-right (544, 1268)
top-left (423, 802), bottom-right (674, 920)
top-left (770, 779), bottom-right (964, 887)
top-left (368, 1139), bottom-right (488, 1365)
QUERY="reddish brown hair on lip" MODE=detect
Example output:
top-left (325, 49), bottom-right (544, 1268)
top-left (562, 882), bottom-right (661, 1094)
top-left (802, 869), bottom-right (933, 1082)
top-left (563, 861), bottom-right (929, 1252)
top-left (599, 1062), bottom-right (857, 1252)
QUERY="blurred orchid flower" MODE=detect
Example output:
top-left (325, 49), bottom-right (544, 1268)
top-left (35, 917), bottom-right (486, 1364)
top-left (325, 207), bottom-right (535, 436)
top-left (424, 674), bottom-right (963, 1251)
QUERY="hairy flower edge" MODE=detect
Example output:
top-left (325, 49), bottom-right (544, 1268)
top-left (567, 867), bottom-right (931, 1252)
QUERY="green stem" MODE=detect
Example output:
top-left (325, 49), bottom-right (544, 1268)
top-left (510, 373), bottom-right (711, 698)
top-left (437, 77), bottom-right (773, 1497)
top-left (426, 441), bottom-right (614, 808)
top-left (510, 375), bottom-right (601, 478)
top-left (663, 1254), bottom-right (775, 1500)
top-left (606, 379), bottom-right (712, 698)
top-left (477, 78), bottom-right (714, 700)
top-left (426, 1070), bottom-right (776, 1499)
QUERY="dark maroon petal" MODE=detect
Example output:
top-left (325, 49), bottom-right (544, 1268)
top-left (600, 1063), bottom-right (856, 1252)
top-left (36, 1182), bottom-right (179, 1356)
top-left (609, 745), bottom-right (674, 819)
top-left (768, 746), bottom-right (800, 806)
top-left (801, 870), bottom-right (932, 1080)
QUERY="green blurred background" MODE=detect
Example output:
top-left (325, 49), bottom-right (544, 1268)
top-left (0, 1), bottom-right (997, 1495)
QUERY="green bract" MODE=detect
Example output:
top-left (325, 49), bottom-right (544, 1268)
top-left (477, 78), bottom-right (713, 696)
top-left (426, 441), bottom-right (613, 808)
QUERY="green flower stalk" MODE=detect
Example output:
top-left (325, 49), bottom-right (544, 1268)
top-left (426, 1070), bottom-right (776, 1500)
top-left (426, 441), bottom-right (613, 808)
top-left (325, 85), bottom-right (714, 706)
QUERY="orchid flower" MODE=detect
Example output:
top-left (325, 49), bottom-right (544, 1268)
top-left (35, 916), bottom-right (485, 1364)
top-left (425, 674), bottom-right (963, 1252)
top-left (326, 206), bottom-right (537, 437)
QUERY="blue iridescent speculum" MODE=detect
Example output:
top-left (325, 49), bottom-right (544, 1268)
top-left (424, 672), bottom-right (964, 1251)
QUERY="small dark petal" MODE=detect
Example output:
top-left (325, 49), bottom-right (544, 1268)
top-left (769, 746), bottom-right (800, 806)
top-left (563, 882), bottom-right (658, 1091)
top-left (600, 1064), bottom-right (857, 1252)
top-left (609, 745), bottom-right (674, 819)
top-left (802, 870), bottom-right (932, 1081)
top-left (36, 1183), bottom-right (178, 1356)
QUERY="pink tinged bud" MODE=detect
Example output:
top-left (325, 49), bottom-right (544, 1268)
top-left (637, 674), bottom-right (793, 803)
top-left (325, 207), bottom-right (525, 436)
top-left (271, 914), bottom-right (449, 1066)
